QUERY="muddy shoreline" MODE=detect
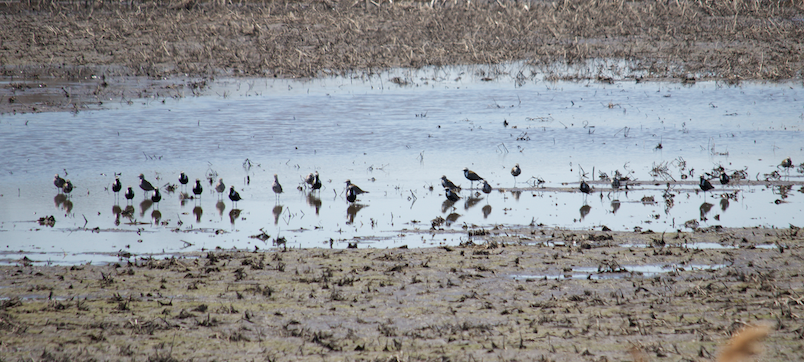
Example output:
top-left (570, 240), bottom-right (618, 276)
top-left (1, 227), bottom-right (803, 361)
top-left (2, 0), bottom-right (804, 114)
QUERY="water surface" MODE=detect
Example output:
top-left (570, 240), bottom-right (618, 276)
top-left (2, 64), bottom-right (803, 264)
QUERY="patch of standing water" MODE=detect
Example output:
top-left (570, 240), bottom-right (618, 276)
top-left (511, 263), bottom-right (727, 280)
top-left (1, 63), bottom-right (803, 264)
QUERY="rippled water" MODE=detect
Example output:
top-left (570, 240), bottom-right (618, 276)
top-left (1, 64), bottom-right (803, 264)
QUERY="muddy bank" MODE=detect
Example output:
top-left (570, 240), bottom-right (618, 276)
top-left (2, 0), bottom-right (803, 113)
top-left (1, 227), bottom-right (803, 361)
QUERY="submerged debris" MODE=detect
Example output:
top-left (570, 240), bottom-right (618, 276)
top-left (37, 215), bottom-right (56, 227)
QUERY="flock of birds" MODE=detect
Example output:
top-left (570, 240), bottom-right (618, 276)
top-left (50, 169), bottom-right (371, 208)
top-left (50, 157), bottom-right (797, 210)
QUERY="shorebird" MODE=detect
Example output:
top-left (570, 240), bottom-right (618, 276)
top-left (441, 176), bottom-right (460, 192)
top-left (511, 164), bottom-right (521, 185)
top-left (125, 186), bottom-right (135, 203)
top-left (53, 174), bottom-right (66, 193)
top-left (304, 172), bottom-right (315, 188)
top-left (580, 180), bottom-right (592, 194)
top-left (346, 186), bottom-right (357, 203)
top-left (481, 179), bottom-right (492, 194)
top-left (445, 187), bottom-right (460, 202)
top-left (62, 180), bottom-right (74, 195)
top-left (151, 189), bottom-right (162, 207)
top-left (780, 157), bottom-right (793, 169)
top-left (611, 177), bottom-right (621, 190)
top-left (312, 172), bottom-right (322, 192)
top-left (699, 175), bottom-right (714, 196)
top-left (112, 176), bottom-right (122, 195)
top-left (192, 179), bottom-right (203, 198)
top-left (345, 180), bottom-right (368, 195)
top-left (719, 172), bottom-right (730, 185)
top-left (463, 168), bottom-right (483, 189)
top-left (179, 172), bottom-right (189, 189)
top-left (215, 179), bottom-right (225, 199)
top-left (272, 174), bottom-right (283, 200)
top-left (229, 186), bottom-right (241, 207)
top-left (139, 174), bottom-right (155, 197)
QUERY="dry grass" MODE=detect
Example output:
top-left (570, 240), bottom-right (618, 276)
top-left (0, 0), bottom-right (802, 80)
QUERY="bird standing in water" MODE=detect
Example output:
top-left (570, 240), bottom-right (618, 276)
top-left (482, 180), bottom-right (492, 194)
top-left (580, 180), bottom-right (592, 194)
top-left (272, 174), bottom-right (283, 200)
top-left (151, 189), bottom-right (162, 207)
top-left (312, 172), bottom-right (322, 192)
top-left (441, 176), bottom-right (460, 192)
top-left (699, 175), bottom-right (714, 196)
top-left (192, 179), bottom-right (203, 198)
top-left (345, 180), bottom-right (368, 195)
top-left (112, 176), bottom-right (122, 195)
top-left (780, 157), bottom-right (793, 169)
top-left (463, 168), bottom-right (483, 189)
top-left (125, 186), bottom-right (135, 203)
top-left (215, 179), bottom-right (225, 199)
top-left (511, 164), bottom-right (521, 185)
top-left (179, 172), bottom-right (189, 191)
top-left (445, 188), bottom-right (460, 202)
top-left (229, 186), bottom-right (241, 207)
top-left (54, 174), bottom-right (66, 193)
top-left (304, 173), bottom-right (315, 188)
top-left (139, 174), bottom-right (155, 197)
top-left (62, 180), bottom-right (74, 195)
top-left (346, 186), bottom-right (357, 203)
top-left (719, 172), bottom-right (730, 185)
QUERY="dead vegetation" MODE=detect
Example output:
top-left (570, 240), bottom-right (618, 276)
top-left (1, 227), bottom-right (803, 361)
top-left (1, 0), bottom-right (802, 81)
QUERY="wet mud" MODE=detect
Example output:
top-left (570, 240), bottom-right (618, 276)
top-left (2, 227), bottom-right (804, 361)
top-left (2, 0), bottom-right (804, 113)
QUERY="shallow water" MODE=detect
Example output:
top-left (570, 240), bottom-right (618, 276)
top-left (1, 64), bottom-right (803, 264)
top-left (511, 263), bottom-right (727, 280)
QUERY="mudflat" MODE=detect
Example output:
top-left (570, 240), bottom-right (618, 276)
top-left (1, 228), bottom-right (803, 361)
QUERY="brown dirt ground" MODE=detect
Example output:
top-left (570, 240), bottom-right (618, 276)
top-left (1, 227), bottom-right (804, 361)
top-left (1, 0), bottom-right (804, 113)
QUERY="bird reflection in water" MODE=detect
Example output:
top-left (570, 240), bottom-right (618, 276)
top-left (229, 209), bottom-right (241, 225)
top-left (699, 202), bottom-right (714, 220)
top-left (579, 204), bottom-right (591, 220)
top-left (179, 192), bottom-right (190, 207)
top-left (346, 203), bottom-right (366, 224)
top-left (193, 206), bottom-right (203, 223)
top-left (445, 213), bottom-right (461, 227)
top-left (152, 209), bottom-right (162, 225)
top-left (61, 198), bottom-right (74, 214)
top-left (482, 204), bottom-right (492, 219)
top-left (464, 195), bottom-right (482, 210)
top-left (611, 200), bottom-right (621, 215)
top-left (139, 199), bottom-right (153, 217)
top-left (306, 192), bottom-right (322, 215)
top-left (113, 204), bottom-right (122, 226)
top-left (216, 200), bottom-right (226, 217)
top-left (510, 190), bottom-right (521, 201)
top-left (122, 205), bottom-right (135, 221)
top-left (441, 199), bottom-right (457, 214)
top-left (54, 194), bottom-right (67, 210)
top-left (720, 197), bottom-right (730, 212)
top-left (273, 205), bottom-right (283, 225)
